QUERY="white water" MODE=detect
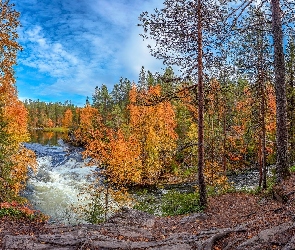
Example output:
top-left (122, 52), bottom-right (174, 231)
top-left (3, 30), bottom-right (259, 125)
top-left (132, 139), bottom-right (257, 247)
top-left (23, 139), bottom-right (265, 224)
top-left (23, 141), bottom-right (97, 224)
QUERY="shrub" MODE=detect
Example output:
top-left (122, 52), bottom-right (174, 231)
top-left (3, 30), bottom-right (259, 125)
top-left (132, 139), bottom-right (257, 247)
top-left (161, 191), bottom-right (202, 216)
top-left (0, 202), bottom-right (48, 222)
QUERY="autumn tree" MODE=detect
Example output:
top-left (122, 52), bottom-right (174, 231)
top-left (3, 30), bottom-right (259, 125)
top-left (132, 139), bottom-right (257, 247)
top-left (203, 79), bottom-right (229, 192)
top-left (229, 6), bottom-right (273, 188)
top-left (128, 85), bottom-right (178, 184)
top-left (82, 84), bottom-right (178, 187)
top-left (73, 104), bottom-right (101, 146)
top-left (62, 108), bottom-right (73, 128)
top-left (0, 0), bottom-right (36, 201)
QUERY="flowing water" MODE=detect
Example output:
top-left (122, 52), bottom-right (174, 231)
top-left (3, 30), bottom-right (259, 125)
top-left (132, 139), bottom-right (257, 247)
top-left (23, 131), bottom-right (97, 224)
top-left (23, 130), bottom-right (263, 224)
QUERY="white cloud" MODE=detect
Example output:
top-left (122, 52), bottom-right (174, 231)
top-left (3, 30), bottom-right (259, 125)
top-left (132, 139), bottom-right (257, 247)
top-left (13, 0), bottom-right (172, 104)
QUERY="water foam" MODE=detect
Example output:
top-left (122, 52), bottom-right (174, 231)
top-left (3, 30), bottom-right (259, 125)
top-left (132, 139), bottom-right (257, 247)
top-left (24, 142), bottom-right (97, 224)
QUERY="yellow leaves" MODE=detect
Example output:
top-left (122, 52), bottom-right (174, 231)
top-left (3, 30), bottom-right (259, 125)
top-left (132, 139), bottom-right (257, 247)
top-left (128, 85), bottom-right (178, 184)
top-left (106, 130), bottom-right (142, 185)
top-left (0, 97), bottom-right (37, 199)
top-left (73, 105), bottom-right (103, 146)
top-left (81, 85), bottom-right (178, 186)
top-left (204, 161), bottom-right (230, 194)
top-left (0, 97), bottom-right (37, 198)
top-left (47, 118), bottom-right (54, 128)
top-left (0, 1), bottom-right (36, 202)
top-left (79, 105), bottom-right (100, 129)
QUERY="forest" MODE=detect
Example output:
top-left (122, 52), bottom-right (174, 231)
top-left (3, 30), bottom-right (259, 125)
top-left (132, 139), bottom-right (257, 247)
top-left (0, 0), bottom-right (295, 229)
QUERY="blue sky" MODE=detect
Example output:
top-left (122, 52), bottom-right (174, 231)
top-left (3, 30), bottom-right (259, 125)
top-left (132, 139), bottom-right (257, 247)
top-left (12, 0), bottom-right (166, 106)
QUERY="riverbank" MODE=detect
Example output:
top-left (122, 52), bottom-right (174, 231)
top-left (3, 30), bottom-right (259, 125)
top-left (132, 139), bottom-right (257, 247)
top-left (1, 173), bottom-right (295, 249)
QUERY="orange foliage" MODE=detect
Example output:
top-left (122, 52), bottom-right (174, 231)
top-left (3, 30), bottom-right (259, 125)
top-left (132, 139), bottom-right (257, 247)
top-left (47, 118), bottom-right (54, 128)
top-left (83, 85), bottom-right (178, 186)
top-left (102, 130), bottom-right (142, 185)
top-left (74, 105), bottom-right (102, 145)
top-left (0, 2), bottom-right (36, 201)
top-left (128, 85), bottom-right (178, 183)
top-left (63, 109), bottom-right (73, 128)
top-left (4, 98), bottom-right (30, 142)
top-left (0, 97), bottom-right (37, 200)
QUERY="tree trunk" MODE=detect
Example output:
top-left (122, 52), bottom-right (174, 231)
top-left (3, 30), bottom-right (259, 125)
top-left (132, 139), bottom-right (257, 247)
top-left (257, 29), bottom-right (267, 189)
top-left (287, 41), bottom-right (295, 165)
top-left (197, 0), bottom-right (207, 208)
top-left (261, 79), bottom-right (267, 189)
top-left (222, 109), bottom-right (227, 173)
top-left (271, 0), bottom-right (290, 182)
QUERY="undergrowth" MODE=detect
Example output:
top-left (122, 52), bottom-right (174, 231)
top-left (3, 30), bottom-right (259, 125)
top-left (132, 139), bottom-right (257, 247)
top-left (0, 202), bottom-right (48, 222)
top-left (134, 190), bottom-right (202, 216)
top-left (290, 165), bottom-right (295, 173)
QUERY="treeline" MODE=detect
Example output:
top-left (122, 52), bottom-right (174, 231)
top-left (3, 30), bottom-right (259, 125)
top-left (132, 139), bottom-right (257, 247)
top-left (69, 66), bottom-right (279, 192)
top-left (23, 100), bottom-right (79, 129)
top-left (22, 76), bottom-right (133, 130)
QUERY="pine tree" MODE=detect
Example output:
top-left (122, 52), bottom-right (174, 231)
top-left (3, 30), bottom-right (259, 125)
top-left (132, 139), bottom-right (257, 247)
top-left (139, 0), bottom-right (226, 207)
top-left (224, 0), bottom-right (293, 183)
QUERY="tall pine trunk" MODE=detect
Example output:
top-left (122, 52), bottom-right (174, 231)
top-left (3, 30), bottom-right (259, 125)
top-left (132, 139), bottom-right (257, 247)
top-left (197, 0), bottom-right (207, 208)
top-left (271, 0), bottom-right (290, 182)
top-left (261, 79), bottom-right (267, 189)
top-left (287, 41), bottom-right (295, 165)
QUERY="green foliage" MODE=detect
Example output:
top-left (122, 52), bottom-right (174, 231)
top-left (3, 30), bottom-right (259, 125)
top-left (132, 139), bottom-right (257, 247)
top-left (133, 189), bottom-right (160, 215)
top-left (134, 190), bottom-right (202, 216)
top-left (161, 191), bottom-right (202, 216)
top-left (43, 127), bottom-right (69, 133)
top-left (85, 196), bottom-right (107, 224)
top-left (290, 165), bottom-right (295, 173)
top-left (265, 173), bottom-right (277, 195)
top-left (77, 184), bottom-right (132, 224)
top-left (0, 204), bottom-right (48, 222)
top-left (0, 207), bottom-right (23, 218)
top-left (75, 186), bottom-right (110, 224)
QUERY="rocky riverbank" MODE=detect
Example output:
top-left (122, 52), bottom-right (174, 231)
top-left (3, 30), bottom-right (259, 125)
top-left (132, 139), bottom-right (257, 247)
top-left (1, 173), bottom-right (295, 249)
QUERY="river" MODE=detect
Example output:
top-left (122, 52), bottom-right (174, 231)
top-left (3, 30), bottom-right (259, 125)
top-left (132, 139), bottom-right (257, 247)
top-left (23, 130), bottom-right (262, 225)
top-left (23, 131), bottom-right (98, 224)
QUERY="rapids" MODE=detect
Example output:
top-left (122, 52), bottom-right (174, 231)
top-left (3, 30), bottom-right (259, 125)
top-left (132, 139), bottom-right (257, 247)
top-left (23, 140), bottom-right (97, 224)
top-left (22, 132), bottom-right (265, 225)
